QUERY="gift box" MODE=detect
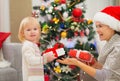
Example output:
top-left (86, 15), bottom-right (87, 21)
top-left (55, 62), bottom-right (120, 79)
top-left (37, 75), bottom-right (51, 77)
top-left (68, 49), bottom-right (95, 65)
top-left (42, 43), bottom-right (65, 58)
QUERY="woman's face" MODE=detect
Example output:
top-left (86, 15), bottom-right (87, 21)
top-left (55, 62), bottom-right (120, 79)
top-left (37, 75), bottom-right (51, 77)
top-left (95, 21), bottom-right (115, 41)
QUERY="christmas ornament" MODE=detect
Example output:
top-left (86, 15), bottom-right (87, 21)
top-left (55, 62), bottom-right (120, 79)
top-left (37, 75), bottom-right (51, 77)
top-left (55, 62), bottom-right (60, 66)
top-left (52, 18), bottom-right (59, 24)
top-left (85, 28), bottom-right (90, 35)
top-left (40, 5), bottom-right (46, 11)
top-left (72, 17), bottom-right (81, 22)
top-left (60, 0), bottom-right (66, 4)
top-left (87, 19), bottom-right (93, 24)
top-left (61, 31), bottom-right (67, 38)
top-left (55, 36), bottom-right (59, 41)
top-left (61, 4), bottom-right (66, 9)
top-left (72, 8), bottom-right (82, 18)
top-left (48, 6), bottom-right (53, 13)
top-left (54, 0), bottom-right (60, 3)
top-left (68, 49), bottom-right (95, 65)
top-left (54, 42), bottom-right (64, 49)
top-left (80, 30), bottom-right (85, 37)
top-left (60, 23), bottom-right (65, 29)
top-left (70, 26), bottom-right (75, 30)
top-left (75, 27), bottom-right (79, 31)
top-left (90, 43), bottom-right (96, 50)
top-left (44, 74), bottom-right (50, 81)
top-left (61, 66), bottom-right (71, 73)
top-left (54, 66), bottom-right (61, 73)
top-left (42, 24), bottom-right (49, 34)
top-left (32, 11), bottom-right (39, 18)
top-left (74, 31), bottom-right (79, 36)
top-left (63, 12), bottom-right (68, 19)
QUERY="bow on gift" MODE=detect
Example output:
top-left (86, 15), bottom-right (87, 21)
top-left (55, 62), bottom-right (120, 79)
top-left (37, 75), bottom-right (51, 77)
top-left (42, 43), bottom-right (65, 58)
top-left (68, 49), bottom-right (95, 65)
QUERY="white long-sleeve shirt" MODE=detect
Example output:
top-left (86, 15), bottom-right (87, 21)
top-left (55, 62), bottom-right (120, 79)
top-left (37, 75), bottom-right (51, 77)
top-left (22, 40), bottom-right (44, 81)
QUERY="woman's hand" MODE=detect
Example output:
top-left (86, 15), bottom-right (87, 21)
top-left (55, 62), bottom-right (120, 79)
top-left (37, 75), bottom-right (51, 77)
top-left (91, 59), bottom-right (103, 69)
top-left (56, 58), bottom-right (79, 66)
top-left (57, 57), bottom-right (97, 77)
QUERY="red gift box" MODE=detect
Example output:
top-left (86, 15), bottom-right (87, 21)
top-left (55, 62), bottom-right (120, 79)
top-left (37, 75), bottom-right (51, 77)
top-left (42, 43), bottom-right (65, 58)
top-left (68, 49), bottom-right (95, 65)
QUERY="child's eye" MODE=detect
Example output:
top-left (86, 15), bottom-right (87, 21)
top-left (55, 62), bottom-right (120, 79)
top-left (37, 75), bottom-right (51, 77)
top-left (26, 29), bottom-right (31, 31)
top-left (34, 27), bottom-right (38, 30)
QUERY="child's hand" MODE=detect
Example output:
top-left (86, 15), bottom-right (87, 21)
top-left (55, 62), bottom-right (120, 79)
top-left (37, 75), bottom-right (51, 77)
top-left (44, 53), bottom-right (57, 63)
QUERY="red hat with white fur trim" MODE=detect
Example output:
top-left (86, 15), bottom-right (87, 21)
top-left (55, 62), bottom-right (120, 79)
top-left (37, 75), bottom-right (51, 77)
top-left (93, 6), bottom-right (120, 32)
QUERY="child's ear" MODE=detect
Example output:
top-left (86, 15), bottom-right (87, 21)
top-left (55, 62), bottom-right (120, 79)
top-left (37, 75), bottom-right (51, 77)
top-left (21, 32), bottom-right (25, 37)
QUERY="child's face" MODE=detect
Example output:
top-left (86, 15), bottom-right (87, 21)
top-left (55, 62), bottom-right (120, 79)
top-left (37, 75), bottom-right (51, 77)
top-left (23, 22), bottom-right (40, 43)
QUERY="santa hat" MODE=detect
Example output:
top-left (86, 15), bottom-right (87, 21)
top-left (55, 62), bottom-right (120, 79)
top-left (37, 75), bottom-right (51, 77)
top-left (93, 6), bottom-right (120, 32)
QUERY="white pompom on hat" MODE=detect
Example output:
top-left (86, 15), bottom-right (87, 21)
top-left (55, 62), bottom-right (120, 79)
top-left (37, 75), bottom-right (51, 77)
top-left (93, 6), bottom-right (120, 32)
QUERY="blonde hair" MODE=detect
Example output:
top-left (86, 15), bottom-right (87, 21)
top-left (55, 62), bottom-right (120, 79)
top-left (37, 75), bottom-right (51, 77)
top-left (18, 17), bottom-right (41, 42)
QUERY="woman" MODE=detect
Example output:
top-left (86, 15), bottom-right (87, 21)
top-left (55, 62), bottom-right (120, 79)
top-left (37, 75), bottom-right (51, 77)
top-left (57, 6), bottom-right (120, 81)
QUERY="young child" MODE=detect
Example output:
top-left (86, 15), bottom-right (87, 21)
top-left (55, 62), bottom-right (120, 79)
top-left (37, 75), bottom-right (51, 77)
top-left (18, 17), bottom-right (56, 81)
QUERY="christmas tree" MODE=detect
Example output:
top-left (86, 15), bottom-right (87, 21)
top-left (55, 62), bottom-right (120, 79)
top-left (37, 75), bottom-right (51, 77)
top-left (32, 0), bottom-right (98, 81)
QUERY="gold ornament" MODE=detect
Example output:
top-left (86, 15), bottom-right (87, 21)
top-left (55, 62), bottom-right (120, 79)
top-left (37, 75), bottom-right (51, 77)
top-left (61, 31), bottom-right (67, 38)
top-left (54, 66), bottom-right (61, 73)
top-left (53, 18), bottom-right (59, 24)
top-left (40, 5), bottom-right (45, 11)
top-left (54, 0), bottom-right (60, 3)
top-left (87, 19), bottom-right (93, 24)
